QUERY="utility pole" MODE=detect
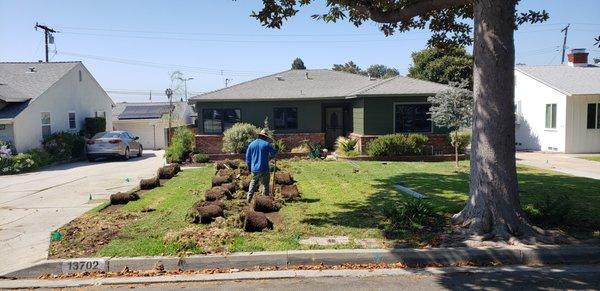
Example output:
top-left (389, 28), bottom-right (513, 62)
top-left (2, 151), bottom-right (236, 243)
top-left (177, 77), bottom-right (194, 101)
top-left (165, 88), bottom-right (173, 146)
top-left (561, 24), bottom-right (570, 64)
top-left (34, 23), bottom-right (58, 62)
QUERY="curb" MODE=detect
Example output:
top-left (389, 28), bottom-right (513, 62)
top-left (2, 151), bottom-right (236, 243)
top-left (2, 264), bottom-right (599, 289)
top-left (3, 245), bottom-right (600, 279)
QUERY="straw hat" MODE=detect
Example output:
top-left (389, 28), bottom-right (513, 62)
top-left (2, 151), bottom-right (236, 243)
top-left (258, 129), bottom-right (271, 139)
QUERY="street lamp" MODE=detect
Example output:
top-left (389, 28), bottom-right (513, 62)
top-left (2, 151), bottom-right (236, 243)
top-left (165, 88), bottom-right (173, 146)
top-left (177, 77), bottom-right (194, 101)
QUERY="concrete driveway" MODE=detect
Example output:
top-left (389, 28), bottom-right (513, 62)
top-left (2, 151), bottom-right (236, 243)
top-left (516, 152), bottom-right (600, 180)
top-left (0, 150), bottom-right (165, 275)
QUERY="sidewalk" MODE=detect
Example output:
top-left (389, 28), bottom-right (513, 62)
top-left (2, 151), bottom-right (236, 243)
top-left (516, 152), bottom-right (600, 180)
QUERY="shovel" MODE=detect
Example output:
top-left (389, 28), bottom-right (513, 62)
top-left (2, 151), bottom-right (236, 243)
top-left (269, 159), bottom-right (276, 196)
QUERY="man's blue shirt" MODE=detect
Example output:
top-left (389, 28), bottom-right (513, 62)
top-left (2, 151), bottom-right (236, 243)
top-left (246, 138), bottom-right (277, 173)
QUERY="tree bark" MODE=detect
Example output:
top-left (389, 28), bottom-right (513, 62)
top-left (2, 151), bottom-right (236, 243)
top-left (452, 0), bottom-right (534, 240)
top-left (454, 130), bottom-right (460, 168)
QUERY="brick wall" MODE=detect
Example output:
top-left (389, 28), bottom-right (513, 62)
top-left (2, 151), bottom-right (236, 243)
top-left (195, 132), bottom-right (326, 154)
top-left (349, 132), bottom-right (452, 155)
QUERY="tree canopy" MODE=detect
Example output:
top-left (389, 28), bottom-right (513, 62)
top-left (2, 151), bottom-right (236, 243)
top-left (291, 57), bottom-right (306, 70)
top-left (332, 61), bottom-right (398, 79)
top-left (408, 47), bottom-right (473, 89)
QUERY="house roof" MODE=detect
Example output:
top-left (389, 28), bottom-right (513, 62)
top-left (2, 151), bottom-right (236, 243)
top-left (515, 64), bottom-right (600, 96)
top-left (353, 75), bottom-right (451, 96)
top-left (0, 62), bottom-right (80, 101)
top-left (113, 102), bottom-right (189, 120)
top-left (189, 69), bottom-right (450, 102)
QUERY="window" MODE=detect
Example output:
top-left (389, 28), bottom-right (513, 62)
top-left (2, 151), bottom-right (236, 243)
top-left (587, 103), bottom-right (599, 129)
top-left (545, 104), bottom-right (557, 129)
top-left (78, 70), bottom-right (82, 82)
top-left (202, 109), bottom-right (241, 134)
top-left (94, 111), bottom-right (106, 118)
top-left (274, 107), bottom-right (298, 130)
top-left (394, 103), bottom-right (432, 133)
top-left (41, 112), bottom-right (51, 139)
top-left (68, 112), bottom-right (76, 129)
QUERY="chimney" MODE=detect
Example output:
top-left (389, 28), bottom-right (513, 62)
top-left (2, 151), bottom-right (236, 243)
top-left (567, 48), bottom-right (589, 67)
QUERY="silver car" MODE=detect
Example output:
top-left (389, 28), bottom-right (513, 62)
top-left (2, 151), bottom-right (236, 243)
top-left (86, 131), bottom-right (143, 162)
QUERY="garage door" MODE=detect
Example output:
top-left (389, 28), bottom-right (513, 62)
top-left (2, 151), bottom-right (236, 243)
top-left (113, 122), bottom-right (166, 150)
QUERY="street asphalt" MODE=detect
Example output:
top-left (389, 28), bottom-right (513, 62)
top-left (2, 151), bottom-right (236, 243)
top-left (0, 151), bottom-right (165, 276)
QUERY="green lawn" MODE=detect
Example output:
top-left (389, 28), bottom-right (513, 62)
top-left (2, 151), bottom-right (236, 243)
top-left (579, 156), bottom-right (600, 162)
top-left (51, 159), bottom-right (600, 258)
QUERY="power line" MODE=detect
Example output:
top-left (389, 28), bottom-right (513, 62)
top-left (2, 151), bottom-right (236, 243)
top-left (56, 51), bottom-right (273, 77)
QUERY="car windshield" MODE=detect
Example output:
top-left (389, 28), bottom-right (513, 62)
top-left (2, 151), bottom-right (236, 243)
top-left (91, 132), bottom-right (122, 139)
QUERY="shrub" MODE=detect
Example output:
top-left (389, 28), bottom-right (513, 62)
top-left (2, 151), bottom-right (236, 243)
top-left (271, 139), bottom-right (287, 153)
top-left (11, 153), bottom-right (37, 173)
top-left (367, 134), bottom-right (429, 157)
top-left (165, 127), bottom-right (195, 163)
top-left (382, 198), bottom-right (441, 231)
top-left (25, 148), bottom-right (53, 166)
top-left (84, 117), bottom-right (106, 138)
top-left (192, 153), bottom-right (210, 163)
top-left (523, 194), bottom-right (572, 228)
top-left (222, 123), bottom-right (259, 154)
top-left (290, 144), bottom-right (310, 154)
top-left (335, 136), bottom-right (358, 156)
top-left (1, 144), bottom-right (13, 159)
top-left (448, 130), bottom-right (471, 153)
top-left (0, 155), bottom-right (13, 175)
top-left (42, 132), bottom-right (85, 161)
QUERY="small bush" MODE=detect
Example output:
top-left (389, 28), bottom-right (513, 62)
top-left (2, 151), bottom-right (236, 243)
top-left (271, 139), bottom-right (286, 153)
top-left (25, 148), bottom-right (53, 166)
top-left (42, 132), bottom-right (85, 161)
top-left (523, 194), bottom-right (572, 228)
top-left (448, 130), bottom-right (471, 153)
top-left (10, 153), bottom-right (37, 173)
top-left (84, 117), bottom-right (106, 138)
top-left (290, 144), bottom-right (310, 154)
top-left (382, 198), bottom-right (441, 232)
top-left (367, 134), bottom-right (429, 157)
top-left (192, 153), bottom-right (210, 163)
top-left (222, 123), bottom-right (259, 154)
top-left (165, 127), bottom-right (195, 163)
top-left (335, 136), bottom-right (358, 156)
top-left (0, 156), bottom-right (14, 175)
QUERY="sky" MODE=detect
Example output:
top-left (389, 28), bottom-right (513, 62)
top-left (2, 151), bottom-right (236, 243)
top-left (1, 0), bottom-right (599, 103)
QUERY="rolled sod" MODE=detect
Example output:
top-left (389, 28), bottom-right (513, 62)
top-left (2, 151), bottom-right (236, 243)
top-left (221, 182), bottom-right (237, 195)
top-left (243, 210), bottom-right (273, 232)
top-left (280, 184), bottom-right (300, 200)
top-left (159, 164), bottom-right (180, 179)
top-left (193, 200), bottom-right (225, 210)
top-left (253, 195), bottom-right (281, 213)
top-left (139, 174), bottom-right (160, 190)
top-left (240, 179), bottom-right (251, 192)
top-left (205, 187), bottom-right (228, 201)
top-left (216, 168), bottom-right (233, 178)
top-left (187, 204), bottom-right (224, 224)
top-left (110, 192), bottom-right (139, 205)
top-left (274, 172), bottom-right (294, 185)
top-left (211, 175), bottom-right (232, 187)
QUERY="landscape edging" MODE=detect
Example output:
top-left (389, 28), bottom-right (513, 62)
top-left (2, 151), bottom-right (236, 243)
top-left (4, 245), bottom-right (600, 279)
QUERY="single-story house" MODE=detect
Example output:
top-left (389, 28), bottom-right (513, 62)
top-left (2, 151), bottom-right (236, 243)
top-left (0, 61), bottom-right (114, 153)
top-left (112, 102), bottom-right (194, 150)
top-left (188, 69), bottom-right (451, 153)
top-left (515, 48), bottom-right (600, 153)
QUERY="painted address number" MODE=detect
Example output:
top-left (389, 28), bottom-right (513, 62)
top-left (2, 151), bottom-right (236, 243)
top-left (62, 259), bottom-right (107, 273)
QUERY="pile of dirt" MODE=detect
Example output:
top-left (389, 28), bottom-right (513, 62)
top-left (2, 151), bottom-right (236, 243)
top-left (187, 160), bottom-right (300, 233)
top-left (48, 212), bottom-right (141, 258)
top-left (163, 222), bottom-right (241, 254)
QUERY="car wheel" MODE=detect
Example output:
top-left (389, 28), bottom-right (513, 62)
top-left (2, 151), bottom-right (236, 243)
top-left (137, 146), bottom-right (143, 157)
top-left (87, 155), bottom-right (95, 162)
top-left (123, 147), bottom-right (130, 160)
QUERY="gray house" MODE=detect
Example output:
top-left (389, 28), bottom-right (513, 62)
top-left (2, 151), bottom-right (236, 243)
top-left (189, 69), bottom-right (450, 153)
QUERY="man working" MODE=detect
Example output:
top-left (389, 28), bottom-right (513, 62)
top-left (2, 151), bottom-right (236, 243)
top-left (245, 129), bottom-right (278, 202)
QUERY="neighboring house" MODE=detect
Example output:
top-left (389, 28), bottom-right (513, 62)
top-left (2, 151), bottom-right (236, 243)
top-left (188, 69), bottom-right (451, 153)
top-left (112, 102), bottom-right (193, 150)
top-left (0, 61), bottom-right (114, 153)
top-left (515, 49), bottom-right (600, 153)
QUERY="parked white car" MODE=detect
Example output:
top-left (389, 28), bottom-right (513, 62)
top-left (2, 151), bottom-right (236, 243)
top-left (86, 131), bottom-right (143, 162)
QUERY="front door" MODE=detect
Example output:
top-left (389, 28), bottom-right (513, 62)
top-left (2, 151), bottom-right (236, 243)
top-left (325, 107), bottom-right (343, 149)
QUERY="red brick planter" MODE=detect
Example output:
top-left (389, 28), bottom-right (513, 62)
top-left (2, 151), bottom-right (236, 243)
top-left (195, 133), bottom-right (325, 154)
top-left (337, 154), bottom-right (469, 162)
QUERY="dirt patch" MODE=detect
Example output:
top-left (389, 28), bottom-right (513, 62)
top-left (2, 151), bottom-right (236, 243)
top-left (163, 220), bottom-right (241, 254)
top-left (48, 212), bottom-right (141, 259)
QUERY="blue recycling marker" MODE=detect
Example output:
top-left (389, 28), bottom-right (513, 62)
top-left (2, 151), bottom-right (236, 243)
top-left (373, 251), bottom-right (382, 263)
top-left (124, 177), bottom-right (131, 183)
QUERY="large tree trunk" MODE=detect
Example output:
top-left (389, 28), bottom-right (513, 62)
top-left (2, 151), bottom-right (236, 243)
top-left (452, 0), bottom-right (535, 240)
